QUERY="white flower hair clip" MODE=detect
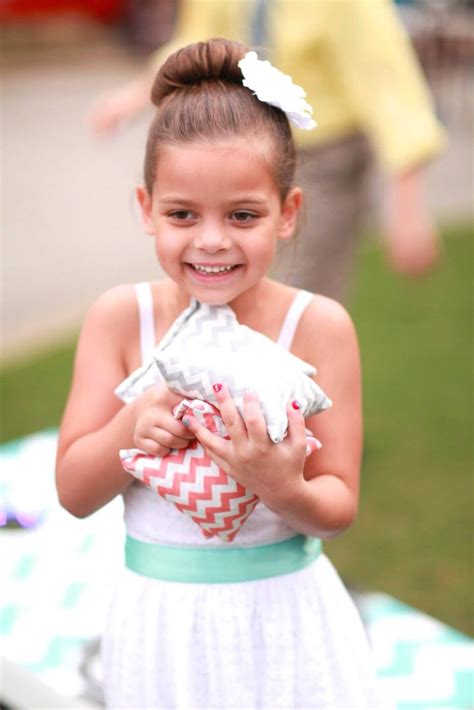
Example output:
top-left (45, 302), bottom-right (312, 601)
top-left (238, 51), bottom-right (317, 131)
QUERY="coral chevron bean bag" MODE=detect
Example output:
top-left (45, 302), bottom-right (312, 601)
top-left (120, 399), bottom-right (321, 542)
top-left (116, 300), bottom-right (331, 541)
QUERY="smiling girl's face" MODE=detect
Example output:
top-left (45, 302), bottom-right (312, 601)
top-left (137, 138), bottom-right (302, 306)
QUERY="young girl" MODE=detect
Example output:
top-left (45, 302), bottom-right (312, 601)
top-left (56, 38), bottom-right (382, 709)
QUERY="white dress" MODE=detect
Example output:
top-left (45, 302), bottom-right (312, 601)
top-left (102, 283), bottom-right (383, 710)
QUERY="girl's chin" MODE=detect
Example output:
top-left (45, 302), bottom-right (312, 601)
top-left (194, 296), bottom-right (232, 306)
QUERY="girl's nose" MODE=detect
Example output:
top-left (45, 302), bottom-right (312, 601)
top-left (193, 224), bottom-right (231, 252)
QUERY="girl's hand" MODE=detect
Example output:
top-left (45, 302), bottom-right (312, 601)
top-left (134, 383), bottom-right (195, 457)
top-left (182, 384), bottom-right (309, 507)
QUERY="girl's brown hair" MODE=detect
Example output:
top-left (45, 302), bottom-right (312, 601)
top-left (144, 38), bottom-right (296, 200)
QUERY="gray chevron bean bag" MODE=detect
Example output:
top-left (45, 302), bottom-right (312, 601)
top-left (116, 299), bottom-right (332, 443)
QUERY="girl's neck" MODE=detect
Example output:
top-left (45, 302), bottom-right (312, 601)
top-left (228, 277), bottom-right (275, 323)
top-left (164, 276), bottom-right (276, 322)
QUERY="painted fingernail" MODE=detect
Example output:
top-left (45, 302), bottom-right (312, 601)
top-left (291, 400), bottom-right (301, 410)
top-left (213, 383), bottom-right (223, 393)
top-left (182, 417), bottom-right (191, 427)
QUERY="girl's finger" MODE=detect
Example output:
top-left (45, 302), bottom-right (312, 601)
top-left (138, 438), bottom-right (171, 458)
top-left (158, 416), bottom-right (196, 440)
top-left (212, 383), bottom-right (247, 441)
top-left (183, 414), bottom-right (231, 462)
top-left (242, 390), bottom-right (268, 444)
top-left (147, 427), bottom-right (189, 450)
top-left (286, 400), bottom-right (307, 446)
top-left (203, 447), bottom-right (232, 476)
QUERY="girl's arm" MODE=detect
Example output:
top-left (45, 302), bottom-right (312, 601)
top-left (275, 296), bottom-right (363, 538)
top-left (56, 286), bottom-right (191, 518)
top-left (182, 297), bottom-right (362, 539)
top-left (56, 287), bottom-right (138, 517)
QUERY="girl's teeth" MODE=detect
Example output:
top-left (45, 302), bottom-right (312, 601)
top-left (193, 264), bottom-right (234, 273)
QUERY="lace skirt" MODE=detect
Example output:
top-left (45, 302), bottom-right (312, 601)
top-left (102, 553), bottom-right (383, 709)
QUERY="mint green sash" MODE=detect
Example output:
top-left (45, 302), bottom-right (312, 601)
top-left (125, 534), bottom-right (322, 584)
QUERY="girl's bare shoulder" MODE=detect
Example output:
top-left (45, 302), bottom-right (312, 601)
top-left (292, 293), bottom-right (359, 365)
top-left (83, 280), bottom-right (183, 365)
top-left (71, 284), bottom-right (138, 372)
top-left (84, 283), bottom-right (139, 336)
top-left (85, 280), bottom-right (172, 330)
top-left (306, 294), bottom-right (356, 332)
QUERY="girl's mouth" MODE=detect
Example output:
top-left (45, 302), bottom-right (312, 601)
top-left (191, 263), bottom-right (237, 273)
top-left (186, 263), bottom-right (241, 280)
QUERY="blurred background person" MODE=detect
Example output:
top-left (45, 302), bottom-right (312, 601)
top-left (88, 0), bottom-right (447, 302)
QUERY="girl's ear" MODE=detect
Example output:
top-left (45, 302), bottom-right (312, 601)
top-left (277, 187), bottom-right (303, 241)
top-left (136, 185), bottom-right (155, 235)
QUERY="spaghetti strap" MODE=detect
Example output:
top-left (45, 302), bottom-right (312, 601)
top-left (277, 290), bottom-right (314, 351)
top-left (135, 282), bottom-right (156, 363)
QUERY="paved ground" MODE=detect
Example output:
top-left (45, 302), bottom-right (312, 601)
top-left (1, 24), bottom-right (473, 360)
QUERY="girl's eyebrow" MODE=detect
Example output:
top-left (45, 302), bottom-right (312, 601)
top-left (159, 197), bottom-right (193, 204)
top-left (231, 197), bottom-right (268, 204)
top-left (159, 195), bottom-right (269, 205)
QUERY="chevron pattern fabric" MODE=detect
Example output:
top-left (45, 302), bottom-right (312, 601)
top-left (120, 399), bottom-right (321, 542)
top-left (116, 300), bottom-right (332, 444)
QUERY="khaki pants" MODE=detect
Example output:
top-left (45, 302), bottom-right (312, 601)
top-left (274, 132), bottom-right (374, 303)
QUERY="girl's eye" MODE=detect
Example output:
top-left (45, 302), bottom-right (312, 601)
top-left (231, 211), bottom-right (258, 223)
top-left (169, 210), bottom-right (195, 221)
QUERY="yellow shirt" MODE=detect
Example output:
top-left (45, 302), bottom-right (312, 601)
top-left (150, 0), bottom-right (446, 173)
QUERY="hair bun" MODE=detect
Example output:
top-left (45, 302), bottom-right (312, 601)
top-left (151, 38), bottom-right (247, 106)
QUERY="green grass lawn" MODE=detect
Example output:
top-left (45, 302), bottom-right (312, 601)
top-left (1, 222), bottom-right (472, 634)
top-left (328, 221), bottom-right (473, 636)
